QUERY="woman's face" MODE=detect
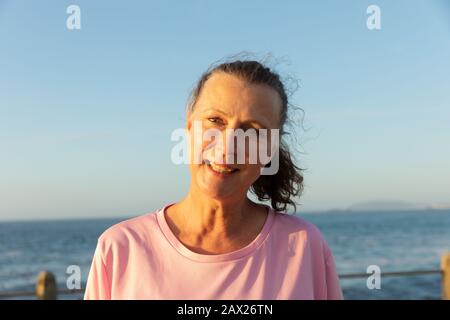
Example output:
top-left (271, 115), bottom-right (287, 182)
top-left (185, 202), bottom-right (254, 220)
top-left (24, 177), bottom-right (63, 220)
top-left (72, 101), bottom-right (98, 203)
top-left (187, 72), bottom-right (282, 202)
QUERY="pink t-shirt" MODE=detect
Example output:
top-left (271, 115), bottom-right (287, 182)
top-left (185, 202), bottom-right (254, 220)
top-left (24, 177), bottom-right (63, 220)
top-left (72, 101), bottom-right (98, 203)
top-left (84, 203), bottom-right (343, 300)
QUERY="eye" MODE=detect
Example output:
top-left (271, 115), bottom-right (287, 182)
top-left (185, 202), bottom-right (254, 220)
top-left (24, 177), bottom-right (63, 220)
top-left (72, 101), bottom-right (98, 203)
top-left (207, 117), bottom-right (224, 125)
top-left (242, 125), bottom-right (259, 134)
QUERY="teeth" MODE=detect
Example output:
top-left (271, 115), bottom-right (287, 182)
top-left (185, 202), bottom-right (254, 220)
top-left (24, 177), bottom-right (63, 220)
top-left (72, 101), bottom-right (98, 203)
top-left (208, 162), bottom-right (235, 174)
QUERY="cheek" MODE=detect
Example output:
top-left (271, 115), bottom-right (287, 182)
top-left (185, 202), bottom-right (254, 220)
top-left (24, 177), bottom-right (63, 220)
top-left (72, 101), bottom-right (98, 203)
top-left (243, 164), bottom-right (263, 184)
top-left (237, 134), bottom-right (276, 167)
top-left (188, 128), bottom-right (223, 163)
top-left (187, 129), bottom-right (209, 164)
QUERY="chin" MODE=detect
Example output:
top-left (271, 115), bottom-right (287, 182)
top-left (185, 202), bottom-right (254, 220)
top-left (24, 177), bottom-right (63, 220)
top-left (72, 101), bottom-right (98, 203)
top-left (191, 163), bottom-right (256, 201)
top-left (195, 170), bottom-right (238, 200)
top-left (197, 180), bottom-right (238, 200)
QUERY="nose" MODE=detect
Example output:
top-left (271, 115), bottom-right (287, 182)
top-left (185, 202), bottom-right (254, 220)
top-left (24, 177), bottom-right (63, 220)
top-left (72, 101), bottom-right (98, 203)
top-left (208, 129), bottom-right (237, 165)
top-left (223, 129), bottom-right (239, 164)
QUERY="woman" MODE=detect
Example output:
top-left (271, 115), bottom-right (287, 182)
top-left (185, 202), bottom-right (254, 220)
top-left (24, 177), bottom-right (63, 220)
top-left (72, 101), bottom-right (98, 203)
top-left (84, 59), bottom-right (343, 300)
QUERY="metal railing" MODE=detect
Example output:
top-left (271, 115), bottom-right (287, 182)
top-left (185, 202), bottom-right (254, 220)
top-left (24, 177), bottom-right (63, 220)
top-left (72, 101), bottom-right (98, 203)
top-left (339, 269), bottom-right (442, 279)
top-left (1, 253), bottom-right (449, 300)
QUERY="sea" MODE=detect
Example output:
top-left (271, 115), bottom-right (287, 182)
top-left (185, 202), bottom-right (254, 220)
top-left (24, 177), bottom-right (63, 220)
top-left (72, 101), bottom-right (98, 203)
top-left (1, 209), bottom-right (449, 300)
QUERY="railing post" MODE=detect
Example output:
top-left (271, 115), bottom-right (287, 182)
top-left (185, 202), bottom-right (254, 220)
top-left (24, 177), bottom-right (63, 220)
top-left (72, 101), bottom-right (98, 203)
top-left (442, 253), bottom-right (450, 300)
top-left (36, 271), bottom-right (57, 300)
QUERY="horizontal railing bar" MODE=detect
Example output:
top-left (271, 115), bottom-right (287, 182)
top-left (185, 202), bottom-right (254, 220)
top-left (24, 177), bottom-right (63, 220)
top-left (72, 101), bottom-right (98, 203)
top-left (339, 269), bottom-right (442, 279)
top-left (0, 288), bottom-right (84, 298)
top-left (0, 290), bottom-right (37, 298)
top-left (0, 269), bottom-right (443, 298)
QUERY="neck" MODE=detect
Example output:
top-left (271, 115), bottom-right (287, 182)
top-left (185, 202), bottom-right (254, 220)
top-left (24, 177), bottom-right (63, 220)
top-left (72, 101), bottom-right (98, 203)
top-left (174, 185), bottom-right (253, 239)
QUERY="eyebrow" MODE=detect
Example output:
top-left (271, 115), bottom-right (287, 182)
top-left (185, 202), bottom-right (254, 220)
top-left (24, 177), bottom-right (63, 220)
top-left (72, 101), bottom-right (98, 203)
top-left (203, 108), bottom-right (270, 130)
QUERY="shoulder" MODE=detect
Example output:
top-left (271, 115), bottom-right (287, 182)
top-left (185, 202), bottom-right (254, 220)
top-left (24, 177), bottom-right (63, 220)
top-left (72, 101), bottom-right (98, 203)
top-left (273, 212), bottom-right (324, 239)
top-left (272, 212), bottom-right (332, 255)
top-left (95, 208), bottom-right (160, 255)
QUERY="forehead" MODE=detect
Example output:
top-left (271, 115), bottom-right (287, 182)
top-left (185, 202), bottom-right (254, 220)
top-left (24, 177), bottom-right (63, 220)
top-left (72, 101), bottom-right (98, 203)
top-left (195, 71), bottom-right (282, 126)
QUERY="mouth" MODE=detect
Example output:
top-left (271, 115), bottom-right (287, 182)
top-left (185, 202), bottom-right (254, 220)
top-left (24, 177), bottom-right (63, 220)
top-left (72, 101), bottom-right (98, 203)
top-left (203, 159), bottom-right (240, 175)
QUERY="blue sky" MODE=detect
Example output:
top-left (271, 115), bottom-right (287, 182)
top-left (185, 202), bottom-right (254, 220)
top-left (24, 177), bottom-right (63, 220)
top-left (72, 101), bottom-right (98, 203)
top-left (1, 0), bottom-right (449, 220)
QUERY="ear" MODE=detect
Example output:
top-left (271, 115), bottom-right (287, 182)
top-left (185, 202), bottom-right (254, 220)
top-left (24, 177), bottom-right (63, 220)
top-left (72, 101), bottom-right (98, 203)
top-left (186, 110), bottom-right (193, 131)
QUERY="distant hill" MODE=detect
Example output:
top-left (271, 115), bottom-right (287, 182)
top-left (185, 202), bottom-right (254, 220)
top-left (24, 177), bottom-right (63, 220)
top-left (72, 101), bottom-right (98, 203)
top-left (347, 200), bottom-right (450, 212)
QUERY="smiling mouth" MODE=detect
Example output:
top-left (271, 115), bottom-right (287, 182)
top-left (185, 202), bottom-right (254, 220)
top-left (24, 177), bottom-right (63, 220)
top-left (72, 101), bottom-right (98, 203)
top-left (204, 160), bottom-right (240, 175)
